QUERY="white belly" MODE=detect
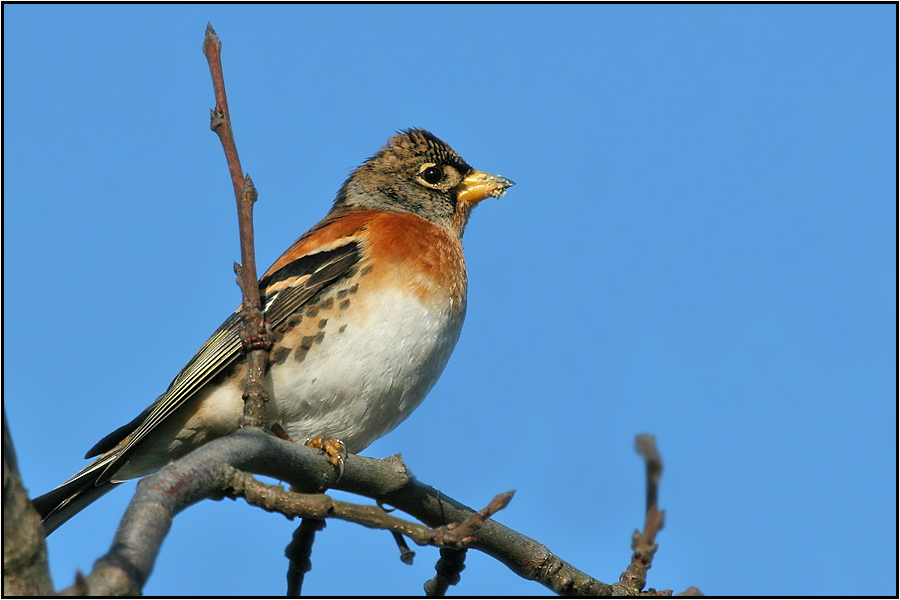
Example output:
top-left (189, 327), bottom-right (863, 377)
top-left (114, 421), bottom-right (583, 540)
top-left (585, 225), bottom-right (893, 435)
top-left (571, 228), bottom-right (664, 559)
top-left (266, 287), bottom-right (465, 453)
top-left (122, 286), bottom-right (466, 482)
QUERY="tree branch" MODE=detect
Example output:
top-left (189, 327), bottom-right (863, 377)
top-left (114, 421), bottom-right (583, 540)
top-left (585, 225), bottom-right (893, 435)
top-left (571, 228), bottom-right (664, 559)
top-left (202, 23), bottom-right (270, 428)
top-left (618, 434), bottom-right (667, 594)
top-left (201, 24), bottom-right (243, 196)
top-left (2, 412), bottom-right (54, 596)
top-left (59, 428), bottom-right (616, 595)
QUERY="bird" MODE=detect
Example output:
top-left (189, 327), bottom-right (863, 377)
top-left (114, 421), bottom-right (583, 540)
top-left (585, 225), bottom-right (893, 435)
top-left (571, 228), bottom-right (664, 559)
top-left (32, 128), bottom-right (514, 534)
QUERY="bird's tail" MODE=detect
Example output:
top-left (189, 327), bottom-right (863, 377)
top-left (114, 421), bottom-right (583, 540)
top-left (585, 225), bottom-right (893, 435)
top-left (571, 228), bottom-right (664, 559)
top-left (31, 468), bottom-right (120, 535)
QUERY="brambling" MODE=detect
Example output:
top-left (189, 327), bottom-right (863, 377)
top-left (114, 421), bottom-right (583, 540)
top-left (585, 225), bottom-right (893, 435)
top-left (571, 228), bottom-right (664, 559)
top-left (33, 128), bottom-right (513, 534)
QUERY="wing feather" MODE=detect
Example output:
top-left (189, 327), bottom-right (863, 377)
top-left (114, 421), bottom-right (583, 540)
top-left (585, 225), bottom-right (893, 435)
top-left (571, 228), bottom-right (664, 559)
top-left (90, 240), bottom-right (361, 484)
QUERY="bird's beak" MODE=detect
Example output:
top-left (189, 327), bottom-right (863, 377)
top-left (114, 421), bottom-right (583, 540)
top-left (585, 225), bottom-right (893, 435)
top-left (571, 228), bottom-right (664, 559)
top-left (457, 170), bottom-right (515, 203)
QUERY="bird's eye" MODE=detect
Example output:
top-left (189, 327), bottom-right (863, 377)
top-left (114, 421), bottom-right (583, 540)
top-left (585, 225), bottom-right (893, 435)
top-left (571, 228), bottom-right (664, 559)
top-left (420, 166), bottom-right (444, 185)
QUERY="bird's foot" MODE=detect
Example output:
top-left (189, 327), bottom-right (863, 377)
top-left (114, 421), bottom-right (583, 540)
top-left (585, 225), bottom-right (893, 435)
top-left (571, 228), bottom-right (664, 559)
top-left (305, 435), bottom-right (347, 477)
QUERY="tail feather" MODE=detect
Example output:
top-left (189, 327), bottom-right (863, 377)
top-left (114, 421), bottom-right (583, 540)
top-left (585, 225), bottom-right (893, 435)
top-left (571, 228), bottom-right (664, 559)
top-left (32, 473), bottom-right (120, 535)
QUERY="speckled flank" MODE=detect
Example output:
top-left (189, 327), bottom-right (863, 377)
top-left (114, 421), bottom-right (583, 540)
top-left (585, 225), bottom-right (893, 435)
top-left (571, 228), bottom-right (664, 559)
top-left (271, 346), bottom-right (292, 365)
top-left (269, 281), bottom-right (467, 454)
top-left (122, 208), bottom-right (466, 475)
top-left (260, 209), bottom-right (467, 391)
top-left (294, 345), bottom-right (309, 363)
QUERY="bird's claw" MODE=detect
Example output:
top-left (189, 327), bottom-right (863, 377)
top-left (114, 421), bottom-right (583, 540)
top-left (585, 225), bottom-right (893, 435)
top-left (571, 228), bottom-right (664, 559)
top-left (305, 435), bottom-right (347, 478)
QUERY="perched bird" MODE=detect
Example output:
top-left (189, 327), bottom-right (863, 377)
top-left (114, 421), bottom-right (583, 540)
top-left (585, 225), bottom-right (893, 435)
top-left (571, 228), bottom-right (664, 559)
top-left (33, 128), bottom-right (513, 534)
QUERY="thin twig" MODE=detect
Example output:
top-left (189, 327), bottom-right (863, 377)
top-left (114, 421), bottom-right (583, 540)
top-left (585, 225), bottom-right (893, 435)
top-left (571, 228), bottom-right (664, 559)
top-left (285, 518), bottom-right (326, 597)
top-left (636, 433), bottom-right (664, 544)
top-left (201, 24), bottom-right (270, 428)
top-left (201, 24), bottom-right (242, 192)
top-left (423, 490), bottom-right (514, 548)
top-left (618, 434), bottom-right (668, 594)
top-left (229, 470), bottom-right (513, 550)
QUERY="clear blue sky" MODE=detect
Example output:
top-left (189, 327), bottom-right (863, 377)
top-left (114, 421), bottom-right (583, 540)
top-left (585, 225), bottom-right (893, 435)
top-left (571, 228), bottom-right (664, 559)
top-left (4, 4), bottom-right (896, 596)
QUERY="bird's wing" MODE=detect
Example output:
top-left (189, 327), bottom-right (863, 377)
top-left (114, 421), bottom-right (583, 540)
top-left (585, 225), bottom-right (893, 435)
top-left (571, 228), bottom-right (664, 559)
top-left (35, 208), bottom-right (374, 531)
top-left (80, 239), bottom-right (361, 486)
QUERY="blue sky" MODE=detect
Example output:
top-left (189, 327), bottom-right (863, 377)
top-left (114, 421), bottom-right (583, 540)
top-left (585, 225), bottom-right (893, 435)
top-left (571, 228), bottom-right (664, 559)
top-left (3, 4), bottom-right (896, 596)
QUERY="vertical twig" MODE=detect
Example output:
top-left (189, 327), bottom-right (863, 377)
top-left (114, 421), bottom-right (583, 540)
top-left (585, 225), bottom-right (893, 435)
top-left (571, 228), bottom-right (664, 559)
top-left (201, 24), bottom-right (270, 428)
top-left (636, 433), bottom-right (664, 545)
top-left (619, 434), bottom-right (666, 592)
top-left (201, 25), bottom-right (242, 192)
top-left (285, 518), bottom-right (326, 597)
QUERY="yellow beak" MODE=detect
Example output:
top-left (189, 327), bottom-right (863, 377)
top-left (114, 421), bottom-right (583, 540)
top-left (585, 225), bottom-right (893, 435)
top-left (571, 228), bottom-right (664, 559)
top-left (457, 170), bottom-right (515, 204)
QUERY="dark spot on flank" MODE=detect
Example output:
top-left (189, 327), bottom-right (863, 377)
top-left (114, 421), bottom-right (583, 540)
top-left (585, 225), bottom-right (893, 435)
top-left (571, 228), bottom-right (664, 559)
top-left (359, 266), bottom-right (373, 277)
top-left (306, 307), bottom-right (319, 318)
top-left (220, 362), bottom-right (240, 380)
top-left (320, 297), bottom-right (334, 310)
top-left (349, 283), bottom-right (359, 294)
top-left (300, 336), bottom-right (315, 351)
top-left (336, 289), bottom-right (349, 299)
top-left (288, 315), bottom-right (303, 326)
top-left (318, 319), bottom-right (328, 329)
top-left (314, 331), bottom-right (325, 344)
top-left (339, 299), bottom-right (351, 310)
top-left (271, 346), bottom-right (291, 364)
top-left (339, 325), bottom-right (347, 333)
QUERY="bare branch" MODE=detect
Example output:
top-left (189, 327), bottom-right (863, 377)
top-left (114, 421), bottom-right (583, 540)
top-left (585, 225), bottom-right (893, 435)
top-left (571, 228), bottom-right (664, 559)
top-left (61, 429), bottom-right (612, 595)
top-left (201, 24), bottom-right (243, 193)
top-left (229, 472), bottom-right (512, 552)
top-left (2, 413), bottom-right (54, 596)
top-left (424, 491), bottom-right (514, 548)
top-left (618, 434), bottom-right (669, 595)
top-left (202, 24), bottom-right (270, 428)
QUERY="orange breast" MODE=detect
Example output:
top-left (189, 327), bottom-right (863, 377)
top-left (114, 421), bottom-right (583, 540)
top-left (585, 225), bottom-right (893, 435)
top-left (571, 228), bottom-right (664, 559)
top-left (265, 208), bottom-right (468, 309)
